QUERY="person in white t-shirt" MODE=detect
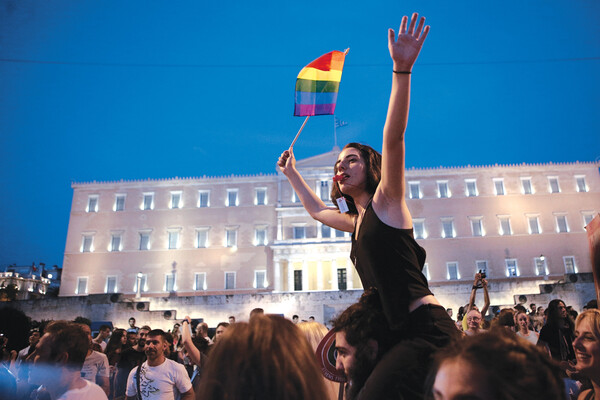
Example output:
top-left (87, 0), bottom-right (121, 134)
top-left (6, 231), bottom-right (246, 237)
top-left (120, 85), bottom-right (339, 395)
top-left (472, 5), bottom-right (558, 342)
top-left (126, 329), bottom-right (193, 400)
top-left (28, 321), bottom-right (108, 400)
top-left (80, 324), bottom-right (110, 396)
top-left (515, 311), bottom-right (539, 346)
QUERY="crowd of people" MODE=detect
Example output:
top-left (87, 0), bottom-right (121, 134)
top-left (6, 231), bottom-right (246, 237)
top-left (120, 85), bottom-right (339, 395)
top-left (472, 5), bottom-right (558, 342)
top-left (1, 11), bottom-right (599, 400)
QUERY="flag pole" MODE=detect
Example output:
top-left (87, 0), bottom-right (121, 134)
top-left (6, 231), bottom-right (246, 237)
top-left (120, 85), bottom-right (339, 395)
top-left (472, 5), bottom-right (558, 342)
top-left (290, 116), bottom-right (310, 149)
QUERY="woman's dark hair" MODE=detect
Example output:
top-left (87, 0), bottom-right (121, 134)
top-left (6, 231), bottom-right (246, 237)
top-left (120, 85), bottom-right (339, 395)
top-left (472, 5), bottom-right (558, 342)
top-left (546, 299), bottom-right (574, 331)
top-left (197, 315), bottom-right (327, 400)
top-left (330, 143), bottom-right (382, 215)
top-left (425, 328), bottom-right (564, 400)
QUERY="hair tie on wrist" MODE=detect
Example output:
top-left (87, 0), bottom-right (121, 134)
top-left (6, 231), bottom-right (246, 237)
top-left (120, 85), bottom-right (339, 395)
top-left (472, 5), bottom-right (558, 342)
top-left (393, 70), bottom-right (411, 74)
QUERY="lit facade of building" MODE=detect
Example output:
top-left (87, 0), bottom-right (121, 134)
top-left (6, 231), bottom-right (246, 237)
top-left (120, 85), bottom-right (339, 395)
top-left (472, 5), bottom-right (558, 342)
top-left (61, 150), bottom-right (599, 308)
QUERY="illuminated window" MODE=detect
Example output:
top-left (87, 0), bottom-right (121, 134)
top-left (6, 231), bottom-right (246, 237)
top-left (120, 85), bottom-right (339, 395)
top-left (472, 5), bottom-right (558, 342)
top-left (413, 219), bottom-right (426, 239)
top-left (87, 195), bottom-right (98, 212)
top-left (139, 232), bottom-right (151, 250)
top-left (493, 179), bottom-right (505, 195)
top-left (168, 231), bottom-right (180, 249)
top-left (319, 181), bottom-right (330, 201)
top-left (476, 260), bottom-right (488, 277)
top-left (225, 272), bottom-right (236, 289)
top-left (114, 194), bottom-right (125, 211)
top-left (505, 259), bottom-right (519, 277)
top-left (198, 190), bottom-right (210, 208)
top-left (254, 226), bottom-right (267, 246)
top-left (575, 176), bottom-right (588, 193)
top-left (437, 181), bottom-right (450, 198)
top-left (142, 193), bottom-right (154, 210)
top-left (521, 177), bottom-right (533, 194)
top-left (76, 277), bottom-right (88, 294)
top-left (110, 234), bottom-right (122, 252)
top-left (534, 257), bottom-right (548, 276)
top-left (133, 274), bottom-right (148, 293)
top-left (498, 216), bottom-right (512, 236)
top-left (81, 235), bottom-right (94, 253)
top-left (254, 270), bottom-right (267, 289)
top-left (441, 218), bottom-right (455, 238)
top-left (469, 217), bottom-right (484, 237)
top-left (555, 214), bottom-right (569, 233)
top-left (528, 216), bottom-right (541, 234)
top-left (447, 262), bottom-right (459, 280)
top-left (106, 276), bottom-right (117, 293)
top-left (255, 187), bottom-right (267, 205)
top-left (196, 228), bottom-right (209, 248)
top-left (408, 181), bottom-right (421, 199)
top-left (293, 225), bottom-right (306, 240)
top-left (165, 273), bottom-right (176, 292)
top-left (227, 189), bottom-right (239, 207)
top-left (226, 228), bottom-right (238, 247)
top-left (170, 191), bottom-right (182, 209)
top-left (465, 179), bottom-right (478, 197)
top-left (194, 273), bottom-right (206, 291)
top-left (563, 256), bottom-right (577, 274)
top-left (548, 177), bottom-right (560, 193)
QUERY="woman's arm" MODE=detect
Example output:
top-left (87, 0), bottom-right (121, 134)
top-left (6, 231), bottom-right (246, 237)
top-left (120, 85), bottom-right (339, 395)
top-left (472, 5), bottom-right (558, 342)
top-left (180, 316), bottom-right (202, 367)
top-left (278, 148), bottom-right (354, 232)
top-left (374, 13), bottom-right (429, 228)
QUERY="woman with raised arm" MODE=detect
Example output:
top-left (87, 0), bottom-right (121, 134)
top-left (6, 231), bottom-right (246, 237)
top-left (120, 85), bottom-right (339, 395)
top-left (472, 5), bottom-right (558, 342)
top-left (279, 13), bottom-right (455, 341)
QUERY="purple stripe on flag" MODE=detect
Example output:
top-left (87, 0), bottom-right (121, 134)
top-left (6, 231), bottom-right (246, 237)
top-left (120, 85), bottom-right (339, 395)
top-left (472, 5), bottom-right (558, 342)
top-left (294, 103), bottom-right (336, 116)
top-left (294, 91), bottom-right (338, 105)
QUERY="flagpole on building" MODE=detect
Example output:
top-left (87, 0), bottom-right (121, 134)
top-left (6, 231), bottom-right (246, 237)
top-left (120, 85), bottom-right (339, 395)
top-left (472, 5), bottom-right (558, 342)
top-left (290, 116), bottom-right (310, 149)
top-left (334, 116), bottom-right (338, 149)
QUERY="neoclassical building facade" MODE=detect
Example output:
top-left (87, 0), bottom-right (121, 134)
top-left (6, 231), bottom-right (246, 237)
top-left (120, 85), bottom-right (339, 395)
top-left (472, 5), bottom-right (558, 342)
top-left (61, 149), bottom-right (599, 311)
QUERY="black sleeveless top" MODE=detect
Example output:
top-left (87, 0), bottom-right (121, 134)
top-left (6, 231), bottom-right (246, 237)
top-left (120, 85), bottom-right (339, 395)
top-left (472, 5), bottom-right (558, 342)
top-left (350, 202), bottom-right (432, 330)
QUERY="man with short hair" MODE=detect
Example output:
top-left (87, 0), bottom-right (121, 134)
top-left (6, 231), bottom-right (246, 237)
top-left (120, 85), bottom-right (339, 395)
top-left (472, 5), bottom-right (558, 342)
top-left (228, 315), bottom-right (235, 324)
top-left (80, 324), bottom-right (110, 396)
top-left (529, 303), bottom-right (537, 315)
top-left (126, 329), bottom-right (193, 400)
top-left (213, 322), bottom-right (229, 343)
top-left (93, 325), bottom-right (112, 352)
top-left (195, 322), bottom-right (213, 345)
top-left (292, 315), bottom-right (299, 324)
top-left (127, 318), bottom-right (139, 333)
top-left (28, 321), bottom-right (108, 399)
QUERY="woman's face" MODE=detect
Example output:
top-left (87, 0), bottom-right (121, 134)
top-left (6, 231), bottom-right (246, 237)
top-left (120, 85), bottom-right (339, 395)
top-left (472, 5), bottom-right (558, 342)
top-left (517, 314), bottom-right (529, 330)
top-left (335, 147), bottom-right (367, 195)
top-left (573, 317), bottom-right (600, 380)
top-left (120, 334), bottom-right (127, 345)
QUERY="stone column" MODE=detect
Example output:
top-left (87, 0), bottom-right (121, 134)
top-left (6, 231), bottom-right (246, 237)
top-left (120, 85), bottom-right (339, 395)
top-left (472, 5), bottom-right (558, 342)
top-left (331, 258), bottom-right (338, 290)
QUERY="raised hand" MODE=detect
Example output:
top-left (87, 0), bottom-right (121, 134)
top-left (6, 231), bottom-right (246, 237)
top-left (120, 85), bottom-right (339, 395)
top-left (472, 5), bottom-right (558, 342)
top-left (388, 13), bottom-right (430, 72)
top-left (277, 148), bottom-right (296, 176)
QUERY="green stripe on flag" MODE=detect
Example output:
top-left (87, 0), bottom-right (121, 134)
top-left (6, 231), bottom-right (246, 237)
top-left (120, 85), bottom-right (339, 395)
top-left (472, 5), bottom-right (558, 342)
top-left (295, 79), bottom-right (340, 93)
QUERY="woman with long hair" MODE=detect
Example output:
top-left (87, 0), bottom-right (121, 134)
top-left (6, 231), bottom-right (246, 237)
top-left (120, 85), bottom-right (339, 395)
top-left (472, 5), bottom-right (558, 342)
top-left (538, 299), bottom-right (576, 364)
top-left (104, 328), bottom-right (126, 399)
top-left (573, 309), bottom-right (600, 400)
top-left (278, 13), bottom-right (458, 397)
top-left (197, 315), bottom-right (328, 400)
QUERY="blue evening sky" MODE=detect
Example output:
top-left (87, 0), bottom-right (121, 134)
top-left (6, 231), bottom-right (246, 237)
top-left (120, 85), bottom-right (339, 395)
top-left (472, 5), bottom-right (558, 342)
top-left (1, 0), bottom-right (599, 268)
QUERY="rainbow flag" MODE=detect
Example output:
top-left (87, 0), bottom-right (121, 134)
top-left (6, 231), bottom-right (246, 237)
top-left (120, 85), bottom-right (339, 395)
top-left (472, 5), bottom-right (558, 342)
top-left (294, 50), bottom-right (347, 117)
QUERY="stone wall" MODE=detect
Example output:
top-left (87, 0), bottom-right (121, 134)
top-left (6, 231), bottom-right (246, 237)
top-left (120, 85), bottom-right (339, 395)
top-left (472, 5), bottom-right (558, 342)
top-left (2, 275), bottom-right (595, 330)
